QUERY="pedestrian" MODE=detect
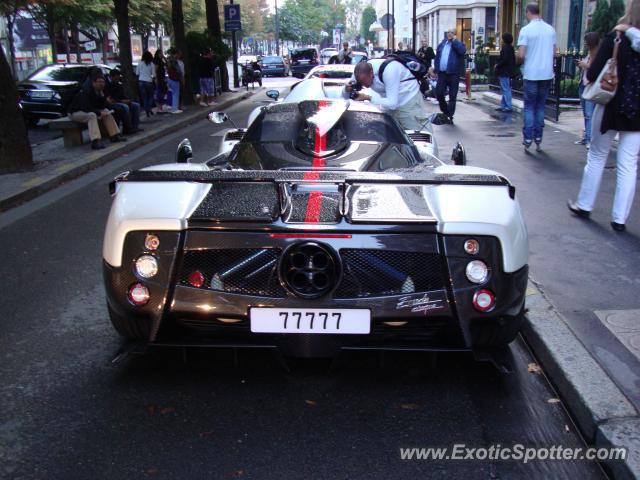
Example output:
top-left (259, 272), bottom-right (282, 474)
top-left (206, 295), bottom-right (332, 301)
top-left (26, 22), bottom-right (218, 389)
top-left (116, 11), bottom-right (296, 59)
top-left (338, 42), bottom-right (352, 64)
top-left (166, 48), bottom-right (183, 114)
top-left (494, 32), bottom-right (517, 112)
top-left (176, 50), bottom-right (186, 110)
top-left (106, 69), bottom-right (143, 134)
top-left (517, 3), bottom-right (557, 151)
top-left (197, 48), bottom-right (216, 106)
top-left (434, 27), bottom-right (467, 124)
top-left (136, 50), bottom-right (155, 117)
top-left (68, 72), bottom-right (126, 150)
top-left (417, 38), bottom-right (435, 70)
top-left (153, 49), bottom-right (168, 112)
top-left (568, 0), bottom-right (640, 232)
top-left (397, 41), bottom-right (404, 52)
top-left (574, 32), bottom-right (601, 148)
top-left (343, 59), bottom-right (428, 130)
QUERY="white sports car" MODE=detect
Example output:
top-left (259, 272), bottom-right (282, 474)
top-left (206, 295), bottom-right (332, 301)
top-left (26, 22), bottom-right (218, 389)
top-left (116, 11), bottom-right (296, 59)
top-left (103, 83), bottom-right (529, 361)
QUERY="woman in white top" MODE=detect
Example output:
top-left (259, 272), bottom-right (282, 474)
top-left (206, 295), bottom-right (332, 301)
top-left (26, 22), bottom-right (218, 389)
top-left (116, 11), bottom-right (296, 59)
top-left (136, 50), bottom-right (155, 117)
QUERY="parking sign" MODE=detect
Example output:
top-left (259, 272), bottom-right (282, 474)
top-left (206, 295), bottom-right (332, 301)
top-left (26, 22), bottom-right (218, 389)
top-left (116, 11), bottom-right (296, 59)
top-left (224, 4), bottom-right (242, 32)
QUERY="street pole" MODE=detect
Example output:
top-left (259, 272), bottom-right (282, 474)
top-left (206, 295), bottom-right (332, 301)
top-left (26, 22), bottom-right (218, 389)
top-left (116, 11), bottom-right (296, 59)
top-left (386, 0), bottom-right (390, 51)
top-left (231, 0), bottom-right (239, 88)
top-left (391, 0), bottom-right (395, 51)
top-left (275, 0), bottom-right (280, 56)
top-left (412, 0), bottom-right (416, 53)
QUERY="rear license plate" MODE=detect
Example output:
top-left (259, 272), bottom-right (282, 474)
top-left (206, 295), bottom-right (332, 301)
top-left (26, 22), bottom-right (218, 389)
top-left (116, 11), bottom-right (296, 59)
top-left (250, 308), bottom-right (370, 334)
top-left (30, 90), bottom-right (52, 98)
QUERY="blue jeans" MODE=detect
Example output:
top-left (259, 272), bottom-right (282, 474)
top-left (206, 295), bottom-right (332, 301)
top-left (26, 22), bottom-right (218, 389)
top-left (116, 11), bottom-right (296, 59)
top-left (139, 80), bottom-right (154, 114)
top-left (522, 79), bottom-right (551, 142)
top-left (168, 79), bottom-right (180, 111)
top-left (112, 102), bottom-right (140, 132)
top-left (499, 76), bottom-right (512, 110)
top-left (579, 83), bottom-right (595, 142)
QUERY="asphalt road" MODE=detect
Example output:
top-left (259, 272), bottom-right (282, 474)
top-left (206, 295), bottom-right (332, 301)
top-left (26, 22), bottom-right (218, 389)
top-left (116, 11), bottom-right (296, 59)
top-left (0, 88), bottom-right (607, 479)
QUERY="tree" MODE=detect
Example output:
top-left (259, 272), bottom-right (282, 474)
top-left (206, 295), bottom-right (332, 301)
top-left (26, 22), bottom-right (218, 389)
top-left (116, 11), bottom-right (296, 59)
top-left (0, 0), bottom-right (25, 77)
top-left (0, 45), bottom-right (33, 172)
top-left (205, 0), bottom-right (221, 37)
top-left (360, 5), bottom-right (376, 44)
top-left (171, 0), bottom-right (194, 104)
top-left (113, 0), bottom-right (137, 99)
top-left (590, 0), bottom-right (625, 35)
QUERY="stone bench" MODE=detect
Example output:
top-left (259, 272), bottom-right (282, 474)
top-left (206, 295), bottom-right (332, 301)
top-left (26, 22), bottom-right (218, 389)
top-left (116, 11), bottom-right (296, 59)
top-left (48, 117), bottom-right (88, 147)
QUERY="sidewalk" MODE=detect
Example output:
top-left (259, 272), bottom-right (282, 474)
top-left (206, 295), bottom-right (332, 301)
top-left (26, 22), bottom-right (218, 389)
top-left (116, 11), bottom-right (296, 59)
top-left (0, 88), bottom-right (259, 212)
top-left (432, 96), bottom-right (640, 479)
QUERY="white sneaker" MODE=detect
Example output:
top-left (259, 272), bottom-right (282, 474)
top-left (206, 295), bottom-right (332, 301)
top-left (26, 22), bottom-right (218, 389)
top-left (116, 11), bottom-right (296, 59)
top-left (199, 101), bottom-right (208, 107)
top-left (171, 109), bottom-right (183, 114)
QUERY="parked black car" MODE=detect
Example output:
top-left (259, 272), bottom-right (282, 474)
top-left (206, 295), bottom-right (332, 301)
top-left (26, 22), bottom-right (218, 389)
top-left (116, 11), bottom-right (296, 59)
top-left (289, 48), bottom-right (318, 78)
top-left (17, 63), bottom-right (113, 126)
top-left (261, 55), bottom-right (289, 77)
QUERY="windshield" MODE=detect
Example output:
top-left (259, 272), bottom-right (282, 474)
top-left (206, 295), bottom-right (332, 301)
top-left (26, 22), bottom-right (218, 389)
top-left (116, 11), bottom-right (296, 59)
top-left (262, 56), bottom-right (282, 64)
top-left (228, 101), bottom-right (421, 171)
top-left (291, 49), bottom-right (317, 61)
top-left (30, 66), bottom-right (88, 82)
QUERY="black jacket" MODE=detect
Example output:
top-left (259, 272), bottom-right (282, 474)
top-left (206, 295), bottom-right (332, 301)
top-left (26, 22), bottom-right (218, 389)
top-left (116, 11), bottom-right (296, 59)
top-left (587, 32), bottom-right (640, 133)
top-left (495, 44), bottom-right (517, 77)
top-left (417, 46), bottom-right (435, 69)
top-left (106, 80), bottom-right (127, 102)
top-left (68, 86), bottom-right (110, 114)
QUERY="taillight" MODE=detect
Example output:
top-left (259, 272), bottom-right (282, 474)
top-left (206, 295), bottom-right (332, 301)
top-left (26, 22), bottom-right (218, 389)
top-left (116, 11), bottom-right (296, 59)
top-left (128, 283), bottom-right (150, 306)
top-left (472, 289), bottom-right (495, 312)
top-left (187, 271), bottom-right (205, 288)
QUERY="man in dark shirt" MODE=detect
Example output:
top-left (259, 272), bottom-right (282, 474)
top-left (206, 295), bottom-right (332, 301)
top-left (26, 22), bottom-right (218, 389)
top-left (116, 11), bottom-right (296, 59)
top-left (494, 33), bottom-right (517, 112)
top-left (68, 72), bottom-right (126, 149)
top-left (417, 39), bottom-right (436, 69)
top-left (106, 69), bottom-right (142, 134)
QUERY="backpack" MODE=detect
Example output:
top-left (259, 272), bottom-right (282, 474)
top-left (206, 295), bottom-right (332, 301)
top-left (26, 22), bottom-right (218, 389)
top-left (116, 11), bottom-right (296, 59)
top-left (378, 52), bottom-right (430, 95)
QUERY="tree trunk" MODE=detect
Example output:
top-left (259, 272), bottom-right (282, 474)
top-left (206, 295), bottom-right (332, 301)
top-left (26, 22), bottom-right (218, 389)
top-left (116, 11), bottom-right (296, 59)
top-left (205, 0), bottom-right (221, 37)
top-left (63, 27), bottom-right (71, 62)
top-left (172, 0), bottom-right (193, 105)
top-left (5, 14), bottom-right (17, 79)
top-left (73, 24), bottom-right (81, 58)
top-left (113, 0), bottom-right (137, 100)
top-left (0, 45), bottom-right (33, 173)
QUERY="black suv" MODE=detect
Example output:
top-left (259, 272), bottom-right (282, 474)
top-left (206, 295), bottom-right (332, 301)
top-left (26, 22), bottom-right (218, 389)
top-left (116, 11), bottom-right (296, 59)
top-left (17, 63), bottom-right (112, 126)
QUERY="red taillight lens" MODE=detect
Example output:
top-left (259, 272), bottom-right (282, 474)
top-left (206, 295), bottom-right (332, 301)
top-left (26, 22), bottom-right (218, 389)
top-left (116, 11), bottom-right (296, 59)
top-left (188, 271), bottom-right (205, 288)
top-left (128, 283), bottom-right (150, 306)
top-left (472, 289), bottom-right (495, 312)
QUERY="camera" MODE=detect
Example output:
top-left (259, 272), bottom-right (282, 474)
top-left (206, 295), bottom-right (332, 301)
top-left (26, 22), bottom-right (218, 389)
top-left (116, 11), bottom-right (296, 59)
top-left (348, 80), bottom-right (363, 100)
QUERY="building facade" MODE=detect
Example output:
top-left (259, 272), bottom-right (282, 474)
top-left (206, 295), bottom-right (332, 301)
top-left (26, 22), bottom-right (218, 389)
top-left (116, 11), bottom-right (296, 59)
top-left (499, 0), bottom-right (595, 52)
top-left (416, 0), bottom-right (499, 51)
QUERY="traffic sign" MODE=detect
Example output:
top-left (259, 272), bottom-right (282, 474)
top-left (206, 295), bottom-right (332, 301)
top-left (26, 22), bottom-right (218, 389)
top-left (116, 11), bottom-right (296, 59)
top-left (224, 5), bottom-right (242, 32)
top-left (84, 40), bottom-right (96, 51)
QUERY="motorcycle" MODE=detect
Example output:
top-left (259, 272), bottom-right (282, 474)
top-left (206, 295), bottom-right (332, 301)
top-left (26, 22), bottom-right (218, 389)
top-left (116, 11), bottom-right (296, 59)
top-left (241, 61), bottom-right (262, 90)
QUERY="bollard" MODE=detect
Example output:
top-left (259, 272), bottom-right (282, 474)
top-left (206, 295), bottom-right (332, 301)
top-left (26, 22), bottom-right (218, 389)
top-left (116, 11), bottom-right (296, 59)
top-left (465, 68), bottom-right (473, 101)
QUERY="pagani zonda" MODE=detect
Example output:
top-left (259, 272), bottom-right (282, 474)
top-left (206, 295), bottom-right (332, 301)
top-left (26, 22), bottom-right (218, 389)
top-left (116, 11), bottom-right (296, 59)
top-left (103, 94), bottom-right (528, 358)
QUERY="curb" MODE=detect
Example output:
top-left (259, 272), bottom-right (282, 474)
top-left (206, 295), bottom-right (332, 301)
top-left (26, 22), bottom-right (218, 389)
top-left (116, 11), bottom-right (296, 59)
top-left (523, 279), bottom-right (640, 479)
top-left (0, 89), bottom-right (259, 213)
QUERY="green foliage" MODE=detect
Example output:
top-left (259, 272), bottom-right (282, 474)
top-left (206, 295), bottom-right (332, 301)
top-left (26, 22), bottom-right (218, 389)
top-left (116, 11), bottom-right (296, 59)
top-left (560, 75), bottom-right (580, 97)
top-left (360, 6), bottom-right (376, 44)
top-left (279, 0), bottom-right (346, 44)
top-left (474, 36), bottom-right (490, 75)
top-left (590, 0), bottom-right (625, 35)
top-left (470, 73), bottom-right (488, 84)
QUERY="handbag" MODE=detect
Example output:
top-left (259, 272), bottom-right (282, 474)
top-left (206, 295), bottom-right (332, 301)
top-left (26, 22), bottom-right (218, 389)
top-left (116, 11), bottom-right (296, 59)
top-left (582, 31), bottom-right (622, 105)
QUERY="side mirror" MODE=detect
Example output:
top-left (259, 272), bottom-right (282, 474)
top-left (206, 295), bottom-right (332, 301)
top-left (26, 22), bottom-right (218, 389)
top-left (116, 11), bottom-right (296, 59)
top-left (208, 111), bottom-right (238, 128)
top-left (266, 89), bottom-right (279, 100)
top-left (451, 142), bottom-right (466, 166)
top-left (176, 138), bottom-right (193, 163)
top-left (208, 112), bottom-right (228, 124)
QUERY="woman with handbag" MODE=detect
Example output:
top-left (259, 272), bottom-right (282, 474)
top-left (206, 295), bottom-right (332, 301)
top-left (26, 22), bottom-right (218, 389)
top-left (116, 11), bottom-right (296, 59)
top-left (574, 32), bottom-right (600, 147)
top-left (568, 0), bottom-right (640, 232)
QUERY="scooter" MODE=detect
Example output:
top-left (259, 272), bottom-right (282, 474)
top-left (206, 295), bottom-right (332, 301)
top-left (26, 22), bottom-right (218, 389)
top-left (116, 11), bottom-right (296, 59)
top-left (241, 62), bottom-right (262, 90)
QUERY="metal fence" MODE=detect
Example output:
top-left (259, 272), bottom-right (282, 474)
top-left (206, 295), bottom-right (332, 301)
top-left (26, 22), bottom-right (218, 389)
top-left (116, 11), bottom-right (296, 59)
top-left (465, 52), bottom-right (583, 121)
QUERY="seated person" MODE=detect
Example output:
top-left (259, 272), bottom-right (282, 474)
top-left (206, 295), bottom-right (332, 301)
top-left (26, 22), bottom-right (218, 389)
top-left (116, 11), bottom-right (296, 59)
top-left (106, 69), bottom-right (143, 134)
top-left (68, 72), bottom-right (127, 150)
